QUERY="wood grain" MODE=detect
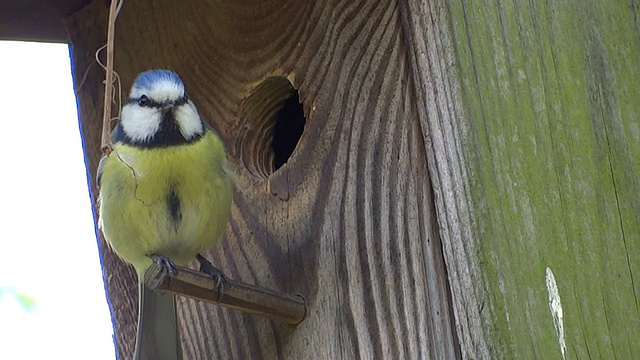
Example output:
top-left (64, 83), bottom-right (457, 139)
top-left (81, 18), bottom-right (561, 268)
top-left (66, 0), bottom-right (460, 359)
top-left (444, 0), bottom-right (640, 358)
top-left (397, 1), bottom-right (491, 358)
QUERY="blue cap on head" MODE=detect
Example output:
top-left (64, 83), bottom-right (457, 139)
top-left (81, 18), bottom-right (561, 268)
top-left (132, 69), bottom-right (184, 92)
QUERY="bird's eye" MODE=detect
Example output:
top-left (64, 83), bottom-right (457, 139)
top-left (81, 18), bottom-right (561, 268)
top-left (138, 95), bottom-right (150, 107)
top-left (175, 95), bottom-right (188, 106)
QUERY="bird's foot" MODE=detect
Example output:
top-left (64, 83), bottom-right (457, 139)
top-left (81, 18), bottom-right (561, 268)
top-left (150, 254), bottom-right (177, 277)
top-left (196, 254), bottom-right (227, 302)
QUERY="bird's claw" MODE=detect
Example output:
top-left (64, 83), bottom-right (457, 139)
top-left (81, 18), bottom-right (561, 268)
top-left (196, 254), bottom-right (227, 302)
top-left (150, 254), bottom-right (177, 277)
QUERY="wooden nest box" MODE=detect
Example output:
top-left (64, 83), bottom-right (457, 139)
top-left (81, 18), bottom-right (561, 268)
top-left (4, 0), bottom-right (639, 358)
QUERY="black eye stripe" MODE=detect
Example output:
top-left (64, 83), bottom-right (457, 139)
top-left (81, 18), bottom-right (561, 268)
top-left (127, 96), bottom-right (187, 108)
top-left (127, 97), bottom-right (161, 108)
top-left (174, 96), bottom-right (188, 106)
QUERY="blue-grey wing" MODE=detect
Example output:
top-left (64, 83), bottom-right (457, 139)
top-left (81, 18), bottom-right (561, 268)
top-left (96, 123), bottom-right (120, 188)
top-left (96, 153), bottom-right (109, 188)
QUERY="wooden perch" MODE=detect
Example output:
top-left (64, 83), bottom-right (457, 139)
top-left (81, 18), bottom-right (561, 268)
top-left (144, 263), bottom-right (306, 326)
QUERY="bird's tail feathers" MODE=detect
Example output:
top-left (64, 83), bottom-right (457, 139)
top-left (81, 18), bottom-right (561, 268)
top-left (134, 282), bottom-right (182, 360)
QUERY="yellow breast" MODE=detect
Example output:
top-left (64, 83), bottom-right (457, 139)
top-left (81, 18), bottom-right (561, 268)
top-left (98, 131), bottom-right (233, 277)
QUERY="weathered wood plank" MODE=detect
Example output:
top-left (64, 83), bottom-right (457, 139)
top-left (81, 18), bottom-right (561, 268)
top-left (438, 0), bottom-right (640, 357)
top-left (66, 0), bottom-right (460, 358)
top-left (398, 0), bottom-right (493, 357)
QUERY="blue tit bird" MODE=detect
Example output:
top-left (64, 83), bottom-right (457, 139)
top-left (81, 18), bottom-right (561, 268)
top-left (97, 70), bottom-right (234, 360)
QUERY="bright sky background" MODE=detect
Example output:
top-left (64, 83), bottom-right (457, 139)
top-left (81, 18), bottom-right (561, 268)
top-left (0, 41), bottom-right (115, 359)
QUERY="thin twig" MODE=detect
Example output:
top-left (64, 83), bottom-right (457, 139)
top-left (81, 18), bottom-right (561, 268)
top-left (100, 0), bottom-right (123, 154)
top-left (75, 62), bottom-right (95, 92)
top-left (144, 263), bottom-right (307, 326)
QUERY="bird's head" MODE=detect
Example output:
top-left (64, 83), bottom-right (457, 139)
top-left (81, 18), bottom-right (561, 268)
top-left (118, 70), bottom-right (205, 147)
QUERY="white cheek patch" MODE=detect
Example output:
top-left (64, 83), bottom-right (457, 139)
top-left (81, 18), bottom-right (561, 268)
top-left (120, 104), bottom-right (162, 142)
top-left (174, 101), bottom-right (204, 140)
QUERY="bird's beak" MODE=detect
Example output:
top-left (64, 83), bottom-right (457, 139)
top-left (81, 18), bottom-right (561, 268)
top-left (161, 103), bottom-right (173, 114)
